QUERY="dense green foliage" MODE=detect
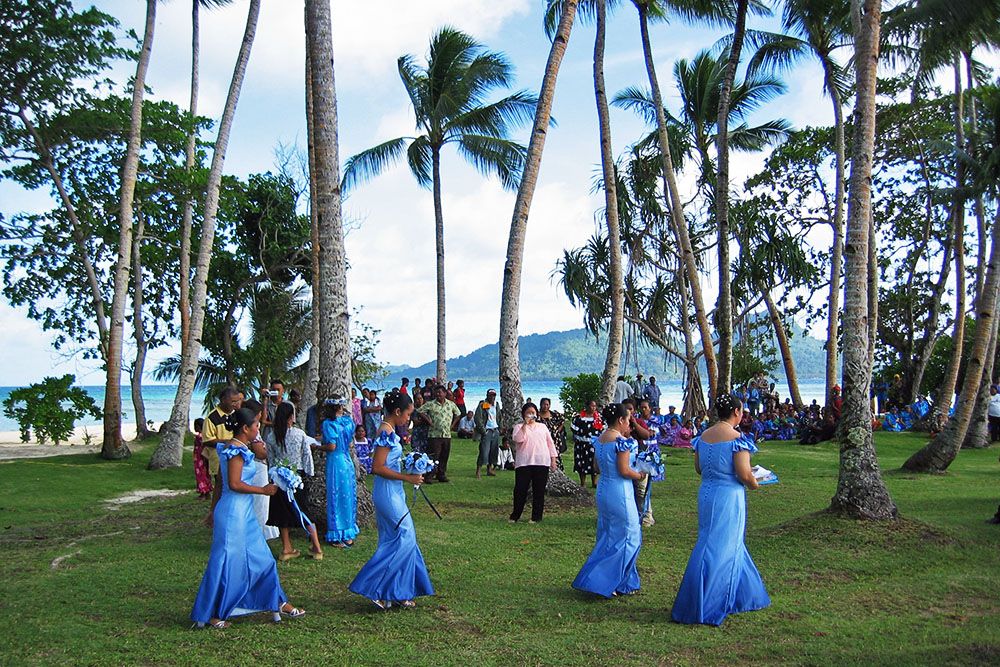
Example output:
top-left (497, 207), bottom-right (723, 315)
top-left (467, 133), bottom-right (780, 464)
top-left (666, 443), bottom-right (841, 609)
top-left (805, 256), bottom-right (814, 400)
top-left (2, 374), bottom-right (101, 444)
top-left (0, 434), bottom-right (998, 664)
top-left (558, 372), bottom-right (603, 414)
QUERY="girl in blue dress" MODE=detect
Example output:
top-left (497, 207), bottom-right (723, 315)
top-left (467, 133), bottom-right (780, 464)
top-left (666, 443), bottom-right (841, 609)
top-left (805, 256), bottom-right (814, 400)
top-left (350, 390), bottom-right (435, 609)
top-left (672, 393), bottom-right (770, 626)
top-left (191, 408), bottom-right (305, 628)
top-left (321, 398), bottom-right (360, 547)
top-left (573, 403), bottom-right (647, 598)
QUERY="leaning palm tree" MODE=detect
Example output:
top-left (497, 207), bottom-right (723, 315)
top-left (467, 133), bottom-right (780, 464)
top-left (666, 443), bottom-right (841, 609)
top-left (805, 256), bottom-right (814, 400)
top-left (740, 0), bottom-right (852, 408)
top-left (498, 0), bottom-right (579, 446)
top-left (343, 27), bottom-right (536, 382)
top-left (179, 0), bottom-right (235, 362)
top-left (149, 0), bottom-right (262, 470)
top-left (102, 0), bottom-right (157, 460)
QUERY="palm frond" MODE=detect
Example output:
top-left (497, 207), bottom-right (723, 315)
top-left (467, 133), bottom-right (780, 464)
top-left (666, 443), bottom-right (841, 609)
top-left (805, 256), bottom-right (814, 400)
top-left (455, 134), bottom-right (528, 191)
top-left (445, 90), bottom-right (538, 138)
top-left (406, 135), bottom-right (433, 188)
top-left (341, 136), bottom-right (410, 193)
top-left (727, 119), bottom-right (791, 152)
top-left (611, 86), bottom-right (659, 125)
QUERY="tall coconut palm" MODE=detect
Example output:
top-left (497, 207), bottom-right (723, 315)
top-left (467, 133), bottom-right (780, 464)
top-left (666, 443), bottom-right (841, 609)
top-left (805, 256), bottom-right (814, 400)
top-left (829, 0), bottom-right (896, 520)
top-left (149, 0), bottom-right (261, 470)
top-left (591, 0), bottom-right (625, 405)
top-left (742, 0), bottom-right (853, 408)
top-left (179, 0), bottom-right (235, 363)
top-left (343, 28), bottom-right (536, 383)
top-left (101, 0), bottom-right (156, 461)
top-left (305, 0), bottom-right (352, 403)
top-left (499, 0), bottom-right (578, 438)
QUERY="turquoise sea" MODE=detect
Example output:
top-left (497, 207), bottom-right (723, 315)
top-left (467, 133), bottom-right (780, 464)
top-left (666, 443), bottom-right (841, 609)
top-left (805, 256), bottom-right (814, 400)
top-left (0, 379), bottom-right (829, 432)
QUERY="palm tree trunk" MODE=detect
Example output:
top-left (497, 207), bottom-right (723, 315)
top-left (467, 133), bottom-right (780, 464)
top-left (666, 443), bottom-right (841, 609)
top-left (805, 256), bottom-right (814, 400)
top-left (305, 0), bottom-right (351, 401)
top-left (713, 0), bottom-right (749, 396)
top-left (499, 0), bottom-right (578, 435)
top-left (16, 110), bottom-right (109, 358)
top-left (764, 290), bottom-right (803, 406)
top-left (829, 0), bottom-right (896, 520)
top-left (594, 0), bottom-right (623, 406)
top-left (130, 209), bottom-right (152, 440)
top-left (825, 78), bottom-right (846, 408)
top-left (432, 147), bottom-right (447, 382)
top-left (300, 46), bottom-right (321, 425)
top-left (102, 0), bottom-right (156, 461)
top-left (867, 210), bottom-right (878, 374)
top-left (965, 51), bottom-right (986, 309)
top-left (149, 0), bottom-right (261, 470)
top-left (305, 0), bottom-right (369, 527)
top-left (937, 58), bottom-right (967, 413)
top-left (910, 227), bottom-right (953, 402)
top-left (903, 208), bottom-right (1000, 471)
top-left (637, 5), bottom-right (718, 403)
top-left (962, 310), bottom-right (998, 450)
top-left (179, 0), bottom-right (200, 358)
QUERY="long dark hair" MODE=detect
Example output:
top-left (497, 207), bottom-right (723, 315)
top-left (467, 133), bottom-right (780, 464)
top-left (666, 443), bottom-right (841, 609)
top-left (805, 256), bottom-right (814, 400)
top-left (273, 402), bottom-right (296, 452)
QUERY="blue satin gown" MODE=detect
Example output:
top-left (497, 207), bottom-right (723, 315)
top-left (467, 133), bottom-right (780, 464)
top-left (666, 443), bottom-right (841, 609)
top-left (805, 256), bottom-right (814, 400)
top-left (323, 415), bottom-right (360, 543)
top-left (191, 444), bottom-right (287, 624)
top-left (349, 430), bottom-right (434, 603)
top-left (572, 436), bottom-right (642, 597)
top-left (671, 435), bottom-right (770, 625)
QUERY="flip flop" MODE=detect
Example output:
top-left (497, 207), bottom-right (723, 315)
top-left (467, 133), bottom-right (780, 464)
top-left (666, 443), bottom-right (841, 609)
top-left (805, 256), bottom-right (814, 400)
top-left (278, 550), bottom-right (301, 561)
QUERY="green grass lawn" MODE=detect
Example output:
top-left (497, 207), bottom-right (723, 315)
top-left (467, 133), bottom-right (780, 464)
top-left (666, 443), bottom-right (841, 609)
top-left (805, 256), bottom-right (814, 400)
top-left (1, 433), bottom-right (998, 666)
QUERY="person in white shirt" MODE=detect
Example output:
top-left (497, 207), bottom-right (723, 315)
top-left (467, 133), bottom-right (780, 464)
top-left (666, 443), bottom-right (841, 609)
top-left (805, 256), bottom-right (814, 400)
top-left (613, 375), bottom-right (633, 404)
top-left (988, 385), bottom-right (1000, 442)
top-left (456, 411), bottom-right (476, 439)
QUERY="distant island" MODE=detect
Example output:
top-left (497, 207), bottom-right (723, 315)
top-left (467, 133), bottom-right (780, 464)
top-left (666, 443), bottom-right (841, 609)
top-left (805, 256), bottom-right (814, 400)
top-left (385, 325), bottom-right (828, 383)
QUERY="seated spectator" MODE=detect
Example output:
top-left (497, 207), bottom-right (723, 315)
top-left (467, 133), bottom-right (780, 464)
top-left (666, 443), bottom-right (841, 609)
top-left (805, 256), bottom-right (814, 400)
top-left (883, 407), bottom-right (903, 432)
top-left (674, 419), bottom-right (694, 448)
top-left (456, 410), bottom-right (476, 439)
top-left (354, 424), bottom-right (373, 475)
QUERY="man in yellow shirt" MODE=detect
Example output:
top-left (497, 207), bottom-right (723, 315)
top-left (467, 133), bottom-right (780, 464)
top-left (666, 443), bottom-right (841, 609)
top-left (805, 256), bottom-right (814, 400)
top-left (200, 386), bottom-right (243, 524)
top-left (416, 384), bottom-right (461, 483)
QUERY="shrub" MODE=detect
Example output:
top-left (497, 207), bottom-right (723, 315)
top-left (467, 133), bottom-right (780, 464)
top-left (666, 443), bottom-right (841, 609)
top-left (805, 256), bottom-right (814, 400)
top-left (2, 375), bottom-right (101, 445)
top-left (559, 373), bottom-right (602, 414)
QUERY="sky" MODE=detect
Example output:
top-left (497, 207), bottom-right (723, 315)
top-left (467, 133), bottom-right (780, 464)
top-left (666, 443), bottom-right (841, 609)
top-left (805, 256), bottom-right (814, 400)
top-left (0, 0), bottom-right (992, 386)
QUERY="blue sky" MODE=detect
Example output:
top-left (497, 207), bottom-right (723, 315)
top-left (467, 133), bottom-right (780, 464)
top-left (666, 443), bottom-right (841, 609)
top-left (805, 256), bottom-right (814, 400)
top-left (1, 0), bottom-right (976, 386)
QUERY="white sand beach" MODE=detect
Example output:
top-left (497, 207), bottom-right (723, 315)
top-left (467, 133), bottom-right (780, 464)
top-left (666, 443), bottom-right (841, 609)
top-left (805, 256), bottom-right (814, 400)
top-left (0, 422), bottom-right (150, 460)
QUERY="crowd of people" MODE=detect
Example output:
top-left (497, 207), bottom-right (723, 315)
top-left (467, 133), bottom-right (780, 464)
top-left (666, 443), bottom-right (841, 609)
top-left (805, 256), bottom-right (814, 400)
top-left (188, 371), bottom-right (771, 629)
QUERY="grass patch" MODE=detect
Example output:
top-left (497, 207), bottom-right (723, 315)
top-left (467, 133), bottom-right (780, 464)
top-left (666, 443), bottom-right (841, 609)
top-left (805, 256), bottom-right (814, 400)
top-left (1, 433), bottom-right (999, 665)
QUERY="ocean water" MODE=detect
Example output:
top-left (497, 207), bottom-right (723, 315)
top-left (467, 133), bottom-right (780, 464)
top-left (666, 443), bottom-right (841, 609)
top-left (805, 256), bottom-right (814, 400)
top-left (0, 379), bottom-right (829, 432)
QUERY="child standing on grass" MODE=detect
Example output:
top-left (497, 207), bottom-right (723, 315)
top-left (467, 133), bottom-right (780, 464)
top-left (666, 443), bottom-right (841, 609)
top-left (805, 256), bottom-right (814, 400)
top-left (321, 398), bottom-right (360, 547)
top-left (191, 408), bottom-right (305, 629)
top-left (349, 390), bottom-right (434, 609)
top-left (192, 418), bottom-right (212, 498)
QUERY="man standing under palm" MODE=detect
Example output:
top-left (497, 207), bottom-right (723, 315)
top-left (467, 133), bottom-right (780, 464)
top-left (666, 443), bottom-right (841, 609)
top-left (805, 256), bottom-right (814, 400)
top-left (417, 385), bottom-right (461, 484)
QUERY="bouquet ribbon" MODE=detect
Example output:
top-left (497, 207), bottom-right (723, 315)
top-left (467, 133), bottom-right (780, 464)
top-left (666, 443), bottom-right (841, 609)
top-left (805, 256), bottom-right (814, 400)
top-left (269, 466), bottom-right (314, 534)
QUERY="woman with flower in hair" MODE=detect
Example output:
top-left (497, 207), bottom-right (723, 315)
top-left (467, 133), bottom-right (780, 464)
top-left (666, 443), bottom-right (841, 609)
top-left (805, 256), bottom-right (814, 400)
top-left (350, 389), bottom-right (434, 609)
top-left (321, 398), bottom-right (360, 547)
top-left (672, 393), bottom-right (770, 625)
top-left (191, 408), bottom-right (305, 628)
top-left (572, 399), bottom-right (603, 488)
top-left (572, 403), bottom-right (646, 598)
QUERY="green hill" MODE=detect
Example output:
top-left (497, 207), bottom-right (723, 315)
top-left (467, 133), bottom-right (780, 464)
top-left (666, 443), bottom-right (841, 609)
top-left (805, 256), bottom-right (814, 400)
top-left (387, 324), bottom-right (828, 382)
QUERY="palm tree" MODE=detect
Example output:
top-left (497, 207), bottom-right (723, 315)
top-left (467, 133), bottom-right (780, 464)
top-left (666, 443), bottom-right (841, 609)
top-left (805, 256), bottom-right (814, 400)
top-left (306, 0), bottom-right (352, 404)
top-left (149, 0), bottom-right (262, 470)
top-left (742, 0), bottom-right (852, 408)
top-left (179, 0), bottom-right (235, 367)
top-left (829, 0), bottom-right (896, 520)
top-left (903, 90), bottom-right (1000, 470)
top-left (615, 48), bottom-right (790, 187)
top-left (102, 0), bottom-right (156, 461)
top-left (343, 28), bottom-right (536, 383)
top-left (498, 0), bottom-right (578, 443)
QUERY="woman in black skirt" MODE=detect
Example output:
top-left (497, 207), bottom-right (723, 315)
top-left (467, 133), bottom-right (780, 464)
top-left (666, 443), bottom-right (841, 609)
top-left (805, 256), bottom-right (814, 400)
top-left (265, 402), bottom-right (324, 561)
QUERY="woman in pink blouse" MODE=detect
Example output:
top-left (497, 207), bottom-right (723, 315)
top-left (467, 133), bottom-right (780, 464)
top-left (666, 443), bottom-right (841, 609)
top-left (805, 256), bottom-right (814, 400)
top-left (509, 402), bottom-right (559, 523)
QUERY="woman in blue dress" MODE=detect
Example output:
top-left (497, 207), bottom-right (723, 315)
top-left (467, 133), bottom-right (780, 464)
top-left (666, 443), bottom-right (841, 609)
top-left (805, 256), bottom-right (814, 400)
top-left (350, 389), bottom-right (434, 609)
top-left (672, 393), bottom-right (770, 626)
top-left (573, 403), bottom-right (646, 598)
top-left (321, 398), bottom-right (360, 547)
top-left (191, 408), bottom-right (305, 628)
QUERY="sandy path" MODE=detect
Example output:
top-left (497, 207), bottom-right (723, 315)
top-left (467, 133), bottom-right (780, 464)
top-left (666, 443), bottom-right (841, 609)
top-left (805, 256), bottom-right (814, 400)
top-left (0, 423), bottom-right (146, 461)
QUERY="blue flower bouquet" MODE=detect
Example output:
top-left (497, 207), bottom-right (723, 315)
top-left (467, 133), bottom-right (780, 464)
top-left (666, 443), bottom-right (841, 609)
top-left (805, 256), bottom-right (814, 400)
top-left (634, 449), bottom-right (664, 479)
top-left (269, 464), bottom-right (314, 532)
top-left (396, 452), bottom-right (442, 526)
